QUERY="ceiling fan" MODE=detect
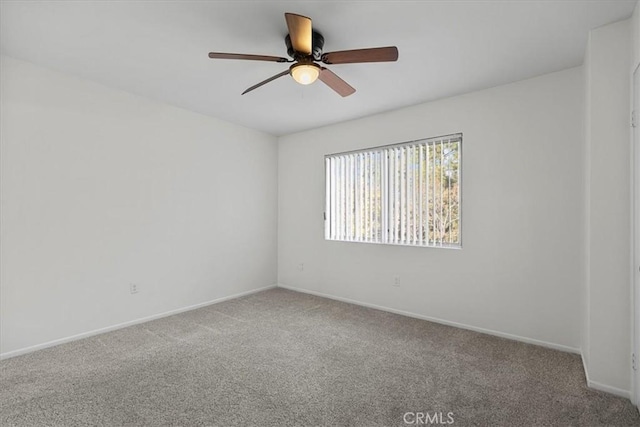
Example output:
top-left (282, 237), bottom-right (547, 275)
top-left (208, 13), bottom-right (399, 97)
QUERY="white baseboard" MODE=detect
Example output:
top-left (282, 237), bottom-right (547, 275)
top-left (5, 282), bottom-right (632, 401)
top-left (0, 284), bottom-right (277, 360)
top-left (277, 283), bottom-right (580, 354)
top-left (278, 284), bottom-right (639, 400)
top-left (587, 378), bottom-right (630, 399)
top-left (580, 353), bottom-right (631, 399)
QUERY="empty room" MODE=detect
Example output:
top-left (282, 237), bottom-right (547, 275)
top-left (2, 1), bottom-right (640, 426)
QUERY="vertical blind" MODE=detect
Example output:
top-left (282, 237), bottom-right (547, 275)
top-left (325, 133), bottom-right (461, 247)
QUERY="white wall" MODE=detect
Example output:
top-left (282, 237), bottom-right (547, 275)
top-left (583, 19), bottom-right (632, 396)
top-left (630, 2), bottom-right (640, 405)
top-left (0, 56), bottom-right (278, 356)
top-left (583, 29), bottom-right (593, 376)
top-left (278, 67), bottom-right (584, 352)
top-left (634, 3), bottom-right (640, 71)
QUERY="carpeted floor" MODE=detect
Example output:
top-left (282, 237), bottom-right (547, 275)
top-left (1, 288), bottom-right (639, 426)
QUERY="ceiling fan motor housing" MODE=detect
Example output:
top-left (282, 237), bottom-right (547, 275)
top-left (285, 31), bottom-right (325, 60)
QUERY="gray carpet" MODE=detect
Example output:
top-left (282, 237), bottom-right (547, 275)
top-left (1, 288), bottom-right (639, 426)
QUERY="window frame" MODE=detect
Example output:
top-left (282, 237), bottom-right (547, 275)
top-left (323, 133), bottom-right (463, 249)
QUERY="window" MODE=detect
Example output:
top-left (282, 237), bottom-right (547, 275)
top-left (325, 133), bottom-right (461, 248)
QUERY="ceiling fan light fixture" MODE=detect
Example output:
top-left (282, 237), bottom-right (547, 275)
top-left (290, 63), bottom-right (320, 85)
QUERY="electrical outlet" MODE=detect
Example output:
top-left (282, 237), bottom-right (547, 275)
top-left (393, 276), bottom-right (401, 287)
top-left (298, 263), bottom-right (304, 272)
top-left (130, 283), bottom-right (139, 294)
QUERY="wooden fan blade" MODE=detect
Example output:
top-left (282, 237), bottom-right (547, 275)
top-left (321, 46), bottom-right (399, 64)
top-left (208, 52), bottom-right (290, 63)
top-left (318, 68), bottom-right (355, 97)
top-left (242, 69), bottom-right (290, 95)
top-left (285, 13), bottom-right (312, 55)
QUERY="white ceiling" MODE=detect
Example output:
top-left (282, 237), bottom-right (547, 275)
top-left (1, 1), bottom-right (636, 136)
